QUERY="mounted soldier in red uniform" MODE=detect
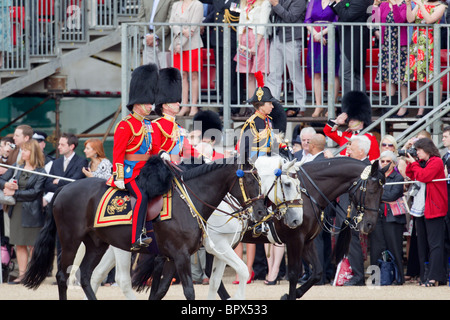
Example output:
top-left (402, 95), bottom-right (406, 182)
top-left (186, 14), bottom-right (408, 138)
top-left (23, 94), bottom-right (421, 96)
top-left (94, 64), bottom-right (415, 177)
top-left (151, 67), bottom-right (200, 163)
top-left (107, 63), bottom-right (159, 250)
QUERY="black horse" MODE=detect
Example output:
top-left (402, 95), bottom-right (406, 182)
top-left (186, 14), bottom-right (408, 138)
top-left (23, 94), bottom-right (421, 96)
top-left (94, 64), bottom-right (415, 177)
top-left (22, 156), bottom-right (266, 300)
top-left (135, 157), bottom-right (386, 300)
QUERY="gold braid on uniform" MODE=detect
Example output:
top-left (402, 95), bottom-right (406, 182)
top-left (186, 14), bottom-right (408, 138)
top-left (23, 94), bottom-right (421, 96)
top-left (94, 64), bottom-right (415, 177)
top-left (240, 113), bottom-right (273, 153)
top-left (152, 118), bottom-right (180, 153)
top-left (224, 9), bottom-right (239, 32)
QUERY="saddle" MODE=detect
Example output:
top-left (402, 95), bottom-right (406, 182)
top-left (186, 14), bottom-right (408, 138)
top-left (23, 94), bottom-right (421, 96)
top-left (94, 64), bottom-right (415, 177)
top-left (94, 187), bottom-right (172, 228)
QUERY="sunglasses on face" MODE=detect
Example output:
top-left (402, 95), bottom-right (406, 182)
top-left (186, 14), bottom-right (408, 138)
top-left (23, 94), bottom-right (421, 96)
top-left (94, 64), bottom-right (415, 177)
top-left (382, 143), bottom-right (394, 147)
top-left (380, 160), bottom-right (392, 164)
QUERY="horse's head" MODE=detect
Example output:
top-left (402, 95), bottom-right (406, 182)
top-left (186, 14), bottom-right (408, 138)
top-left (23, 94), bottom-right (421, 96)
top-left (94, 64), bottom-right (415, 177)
top-left (349, 160), bottom-right (386, 234)
top-left (254, 156), bottom-right (303, 229)
top-left (230, 162), bottom-right (267, 222)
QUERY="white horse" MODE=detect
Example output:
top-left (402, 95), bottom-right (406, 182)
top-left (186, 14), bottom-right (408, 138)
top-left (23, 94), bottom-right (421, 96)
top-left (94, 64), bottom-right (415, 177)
top-left (204, 155), bottom-right (303, 300)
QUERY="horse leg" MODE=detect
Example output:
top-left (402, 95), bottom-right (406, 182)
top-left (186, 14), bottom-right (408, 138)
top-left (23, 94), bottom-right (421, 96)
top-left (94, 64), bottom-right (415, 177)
top-left (90, 246), bottom-right (116, 297)
top-left (206, 240), bottom-right (249, 300)
top-left (56, 237), bottom-right (82, 300)
top-left (150, 258), bottom-right (177, 300)
top-left (207, 257), bottom-right (227, 300)
top-left (282, 239), bottom-right (304, 300)
top-left (295, 241), bottom-right (322, 299)
top-left (173, 254), bottom-right (195, 300)
top-left (112, 247), bottom-right (136, 300)
top-left (205, 253), bottom-right (230, 300)
top-left (79, 237), bottom-right (109, 300)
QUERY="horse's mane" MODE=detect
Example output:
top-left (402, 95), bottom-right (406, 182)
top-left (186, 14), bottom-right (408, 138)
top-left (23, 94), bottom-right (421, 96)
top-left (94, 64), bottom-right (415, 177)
top-left (180, 157), bottom-right (237, 181)
top-left (301, 157), bottom-right (367, 177)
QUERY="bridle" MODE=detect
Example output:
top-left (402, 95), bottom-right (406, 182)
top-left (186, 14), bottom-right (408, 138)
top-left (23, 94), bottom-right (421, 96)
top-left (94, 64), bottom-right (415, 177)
top-left (164, 160), bottom-right (265, 222)
top-left (262, 166), bottom-right (303, 220)
top-left (297, 164), bottom-right (383, 232)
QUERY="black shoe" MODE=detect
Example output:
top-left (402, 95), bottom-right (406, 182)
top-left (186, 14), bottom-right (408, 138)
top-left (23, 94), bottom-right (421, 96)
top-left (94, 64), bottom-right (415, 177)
top-left (392, 110), bottom-right (409, 118)
top-left (343, 278), bottom-right (365, 286)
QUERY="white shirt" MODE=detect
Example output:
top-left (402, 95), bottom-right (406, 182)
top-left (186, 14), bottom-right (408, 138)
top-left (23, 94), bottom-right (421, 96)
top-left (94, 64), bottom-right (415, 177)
top-left (63, 152), bottom-right (75, 171)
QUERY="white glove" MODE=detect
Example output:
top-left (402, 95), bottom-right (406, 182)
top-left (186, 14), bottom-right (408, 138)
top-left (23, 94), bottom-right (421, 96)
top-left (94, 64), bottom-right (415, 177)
top-left (160, 152), bottom-right (170, 162)
top-left (115, 179), bottom-right (125, 190)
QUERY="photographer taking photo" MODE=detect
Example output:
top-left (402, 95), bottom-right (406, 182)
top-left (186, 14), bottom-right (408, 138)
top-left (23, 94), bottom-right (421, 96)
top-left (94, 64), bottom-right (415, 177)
top-left (405, 137), bottom-right (448, 287)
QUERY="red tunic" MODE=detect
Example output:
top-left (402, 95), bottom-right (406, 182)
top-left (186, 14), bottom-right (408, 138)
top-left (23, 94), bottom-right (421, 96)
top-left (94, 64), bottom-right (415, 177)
top-left (108, 112), bottom-right (152, 186)
top-left (151, 114), bottom-right (199, 162)
top-left (323, 121), bottom-right (380, 161)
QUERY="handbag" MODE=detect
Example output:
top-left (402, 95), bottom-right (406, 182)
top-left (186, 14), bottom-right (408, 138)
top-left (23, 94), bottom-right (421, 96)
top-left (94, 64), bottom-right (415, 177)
top-left (333, 256), bottom-right (353, 286)
top-left (0, 190), bottom-right (15, 206)
top-left (0, 169), bottom-right (18, 206)
top-left (387, 196), bottom-right (409, 216)
top-left (378, 250), bottom-right (400, 285)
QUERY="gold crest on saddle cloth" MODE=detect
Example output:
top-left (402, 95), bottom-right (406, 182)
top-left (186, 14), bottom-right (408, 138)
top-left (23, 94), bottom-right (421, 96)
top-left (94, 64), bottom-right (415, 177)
top-left (107, 195), bottom-right (131, 216)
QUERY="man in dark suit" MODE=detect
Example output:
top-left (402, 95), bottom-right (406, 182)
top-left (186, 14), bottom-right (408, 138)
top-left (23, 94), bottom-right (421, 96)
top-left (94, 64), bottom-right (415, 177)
top-left (310, 134), bottom-right (335, 284)
top-left (138, 0), bottom-right (176, 68)
top-left (330, 0), bottom-right (372, 94)
top-left (201, 0), bottom-right (241, 112)
top-left (44, 133), bottom-right (88, 196)
top-left (334, 135), bottom-right (372, 286)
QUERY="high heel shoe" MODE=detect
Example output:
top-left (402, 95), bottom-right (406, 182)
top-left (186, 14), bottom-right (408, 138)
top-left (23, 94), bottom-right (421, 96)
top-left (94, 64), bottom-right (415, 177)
top-left (247, 271), bottom-right (255, 284)
top-left (232, 271), bottom-right (254, 285)
top-left (264, 279), bottom-right (280, 285)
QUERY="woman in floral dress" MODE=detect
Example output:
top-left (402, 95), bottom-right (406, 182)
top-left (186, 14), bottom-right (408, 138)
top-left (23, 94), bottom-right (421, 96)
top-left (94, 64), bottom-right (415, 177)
top-left (405, 0), bottom-right (446, 118)
top-left (373, 0), bottom-right (408, 117)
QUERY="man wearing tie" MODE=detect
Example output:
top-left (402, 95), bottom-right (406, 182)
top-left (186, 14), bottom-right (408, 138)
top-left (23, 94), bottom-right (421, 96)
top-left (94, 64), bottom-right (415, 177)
top-left (45, 133), bottom-right (88, 195)
top-left (138, 0), bottom-right (176, 68)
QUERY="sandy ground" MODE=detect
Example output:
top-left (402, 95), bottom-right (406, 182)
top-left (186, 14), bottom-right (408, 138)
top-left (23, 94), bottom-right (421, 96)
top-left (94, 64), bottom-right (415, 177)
top-left (1, 266), bottom-right (450, 301)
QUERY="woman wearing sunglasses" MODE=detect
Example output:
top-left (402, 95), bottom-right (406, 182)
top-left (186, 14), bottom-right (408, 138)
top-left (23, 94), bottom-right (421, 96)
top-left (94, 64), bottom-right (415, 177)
top-left (369, 150), bottom-right (406, 285)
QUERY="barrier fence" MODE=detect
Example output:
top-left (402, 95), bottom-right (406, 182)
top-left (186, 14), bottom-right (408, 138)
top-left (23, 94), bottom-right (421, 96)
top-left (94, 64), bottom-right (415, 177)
top-left (1, 2), bottom-right (450, 131)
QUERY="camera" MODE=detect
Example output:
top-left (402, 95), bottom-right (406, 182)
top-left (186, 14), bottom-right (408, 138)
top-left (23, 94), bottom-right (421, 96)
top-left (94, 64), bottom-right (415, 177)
top-left (398, 147), bottom-right (417, 158)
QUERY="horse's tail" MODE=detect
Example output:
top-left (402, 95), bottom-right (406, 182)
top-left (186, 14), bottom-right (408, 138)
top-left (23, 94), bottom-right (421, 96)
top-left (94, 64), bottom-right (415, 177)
top-left (333, 219), bottom-right (351, 264)
top-left (131, 253), bottom-right (157, 292)
top-left (22, 187), bottom-right (62, 289)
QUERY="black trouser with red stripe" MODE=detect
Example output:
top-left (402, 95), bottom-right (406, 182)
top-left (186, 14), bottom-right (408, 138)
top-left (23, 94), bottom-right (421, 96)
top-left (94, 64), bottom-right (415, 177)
top-left (126, 179), bottom-right (148, 244)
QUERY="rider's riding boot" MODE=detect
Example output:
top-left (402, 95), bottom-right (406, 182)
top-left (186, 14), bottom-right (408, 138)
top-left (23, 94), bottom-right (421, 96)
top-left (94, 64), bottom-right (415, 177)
top-left (131, 229), bottom-right (152, 251)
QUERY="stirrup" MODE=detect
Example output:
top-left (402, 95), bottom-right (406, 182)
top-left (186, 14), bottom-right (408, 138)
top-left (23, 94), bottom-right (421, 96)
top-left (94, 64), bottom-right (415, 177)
top-left (130, 233), bottom-right (152, 251)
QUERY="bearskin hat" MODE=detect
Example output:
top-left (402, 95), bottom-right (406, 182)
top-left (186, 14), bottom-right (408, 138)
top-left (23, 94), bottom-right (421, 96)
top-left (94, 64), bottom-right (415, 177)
top-left (127, 63), bottom-right (159, 111)
top-left (341, 91), bottom-right (372, 128)
top-left (193, 110), bottom-right (223, 143)
top-left (270, 100), bottom-right (287, 134)
top-left (247, 71), bottom-right (278, 104)
top-left (154, 67), bottom-right (182, 116)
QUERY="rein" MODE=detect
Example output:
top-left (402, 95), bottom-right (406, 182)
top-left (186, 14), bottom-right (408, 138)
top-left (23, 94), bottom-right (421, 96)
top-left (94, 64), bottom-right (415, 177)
top-left (163, 160), bottom-right (264, 224)
top-left (263, 168), bottom-right (303, 219)
top-left (296, 164), bottom-right (379, 233)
